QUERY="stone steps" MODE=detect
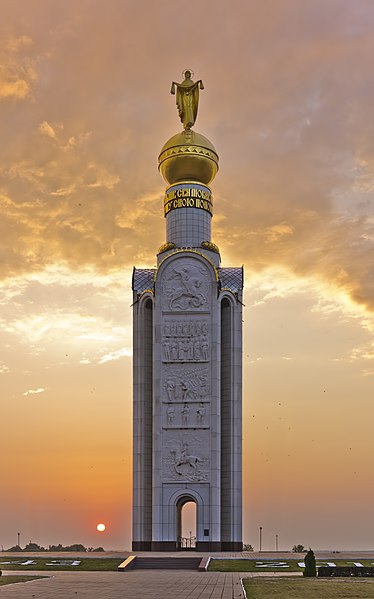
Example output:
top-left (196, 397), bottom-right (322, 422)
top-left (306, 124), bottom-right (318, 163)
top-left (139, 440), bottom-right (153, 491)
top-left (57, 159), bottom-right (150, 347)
top-left (129, 556), bottom-right (202, 570)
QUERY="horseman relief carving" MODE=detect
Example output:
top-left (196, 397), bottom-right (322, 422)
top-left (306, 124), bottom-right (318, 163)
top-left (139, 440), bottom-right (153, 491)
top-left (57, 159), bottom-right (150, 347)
top-left (163, 262), bottom-right (209, 311)
top-left (162, 434), bottom-right (209, 482)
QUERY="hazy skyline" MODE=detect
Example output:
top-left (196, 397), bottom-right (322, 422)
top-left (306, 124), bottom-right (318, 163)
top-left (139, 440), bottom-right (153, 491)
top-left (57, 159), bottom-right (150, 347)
top-left (1, 0), bottom-right (373, 551)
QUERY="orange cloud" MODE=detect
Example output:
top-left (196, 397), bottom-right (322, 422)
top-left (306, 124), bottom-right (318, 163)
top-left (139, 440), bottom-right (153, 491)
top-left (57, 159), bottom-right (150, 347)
top-left (0, 34), bottom-right (38, 100)
top-left (0, 0), bottom-right (372, 316)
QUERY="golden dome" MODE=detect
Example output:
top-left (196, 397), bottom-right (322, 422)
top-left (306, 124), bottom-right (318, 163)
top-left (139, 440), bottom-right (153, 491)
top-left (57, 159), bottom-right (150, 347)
top-left (158, 129), bottom-right (219, 186)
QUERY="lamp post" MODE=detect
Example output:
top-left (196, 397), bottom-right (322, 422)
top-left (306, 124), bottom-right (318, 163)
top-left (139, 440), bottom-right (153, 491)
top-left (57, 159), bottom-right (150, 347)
top-left (259, 526), bottom-right (262, 552)
top-left (17, 532), bottom-right (20, 548)
top-left (275, 534), bottom-right (279, 552)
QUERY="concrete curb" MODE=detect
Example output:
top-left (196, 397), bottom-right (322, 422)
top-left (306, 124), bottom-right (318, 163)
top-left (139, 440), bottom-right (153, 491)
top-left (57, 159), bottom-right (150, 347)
top-left (117, 555), bottom-right (137, 571)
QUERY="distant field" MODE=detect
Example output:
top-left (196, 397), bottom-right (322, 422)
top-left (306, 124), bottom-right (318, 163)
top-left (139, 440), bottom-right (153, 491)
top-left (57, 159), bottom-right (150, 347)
top-left (243, 577), bottom-right (374, 598)
top-left (208, 558), bottom-right (374, 572)
top-left (0, 575), bottom-right (47, 586)
top-left (0, 557), bottom-right (123, 571)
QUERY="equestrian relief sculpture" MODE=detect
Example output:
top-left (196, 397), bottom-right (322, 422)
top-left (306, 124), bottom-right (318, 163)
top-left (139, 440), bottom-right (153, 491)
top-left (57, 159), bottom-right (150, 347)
top-left (163, 262), bottom-right (209, 311)
top-left (163, 436), bottom-right (209, 482)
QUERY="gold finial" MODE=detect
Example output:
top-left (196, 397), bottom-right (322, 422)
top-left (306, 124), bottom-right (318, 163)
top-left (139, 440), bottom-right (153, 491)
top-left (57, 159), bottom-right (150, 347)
top-left (170, 69), bottom-right (204, 130)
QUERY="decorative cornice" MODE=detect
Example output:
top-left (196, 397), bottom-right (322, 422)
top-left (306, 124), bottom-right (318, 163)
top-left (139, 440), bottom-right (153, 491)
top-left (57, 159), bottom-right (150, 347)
top-left (158, 144), bottom-right (218, 166)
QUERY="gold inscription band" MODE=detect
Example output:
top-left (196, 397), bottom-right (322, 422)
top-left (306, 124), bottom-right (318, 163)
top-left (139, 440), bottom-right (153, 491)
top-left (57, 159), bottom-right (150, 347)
top-left (164, 183), bottom-right (213, 216)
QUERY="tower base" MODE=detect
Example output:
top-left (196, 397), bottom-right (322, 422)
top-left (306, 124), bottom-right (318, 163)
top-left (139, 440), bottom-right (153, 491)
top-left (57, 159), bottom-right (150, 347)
top-left (132, 541), bottom-right (243, 552)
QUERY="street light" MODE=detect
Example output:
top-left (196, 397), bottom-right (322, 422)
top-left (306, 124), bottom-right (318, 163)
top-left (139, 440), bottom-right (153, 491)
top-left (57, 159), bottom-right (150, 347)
top-left (17, 532), bottom-right (20, 548)
top-left (259, 526), bottom-right (262, 552)
top-left (275, 534), bottom-right (279, 552)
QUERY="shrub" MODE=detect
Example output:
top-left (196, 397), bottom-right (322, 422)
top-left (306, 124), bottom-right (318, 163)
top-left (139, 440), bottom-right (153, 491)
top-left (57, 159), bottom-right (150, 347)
top-left (24, 542), bottom-right (45, 552)
top-left (303, 548), bottom-right (317, 577)
top-left (292, 544), bottom-right (305, 553)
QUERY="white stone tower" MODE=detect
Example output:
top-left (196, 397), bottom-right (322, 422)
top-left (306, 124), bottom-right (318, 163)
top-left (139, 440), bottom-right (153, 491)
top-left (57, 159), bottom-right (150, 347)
top-left (132, 71), bottom-right (243, 551)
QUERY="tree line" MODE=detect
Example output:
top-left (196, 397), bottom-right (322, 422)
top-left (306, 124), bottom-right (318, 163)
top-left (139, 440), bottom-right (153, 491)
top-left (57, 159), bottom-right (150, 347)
top-left (4, 543), bottom-right (104, 552)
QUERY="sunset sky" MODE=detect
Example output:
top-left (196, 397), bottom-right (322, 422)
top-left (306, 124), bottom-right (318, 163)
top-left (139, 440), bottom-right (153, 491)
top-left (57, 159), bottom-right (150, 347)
top-left (1, 0), bottom-right (373, 552)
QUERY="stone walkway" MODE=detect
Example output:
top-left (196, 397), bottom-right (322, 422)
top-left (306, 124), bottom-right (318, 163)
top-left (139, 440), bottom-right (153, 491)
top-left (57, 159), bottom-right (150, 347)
top-left (0, 569), bottom-right (303, 598)
top-left (0, 570), bottom-right (249, 599)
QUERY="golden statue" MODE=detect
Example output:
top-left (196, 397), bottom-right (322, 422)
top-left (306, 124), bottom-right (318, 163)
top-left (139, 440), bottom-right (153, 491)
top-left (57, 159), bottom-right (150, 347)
top-left (171, 70), bottom-right (204, 130)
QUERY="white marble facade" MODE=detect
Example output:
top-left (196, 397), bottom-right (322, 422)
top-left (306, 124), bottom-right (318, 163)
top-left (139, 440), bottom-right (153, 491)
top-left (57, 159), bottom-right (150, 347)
top-left (132, 186), bottom-right (243, 551)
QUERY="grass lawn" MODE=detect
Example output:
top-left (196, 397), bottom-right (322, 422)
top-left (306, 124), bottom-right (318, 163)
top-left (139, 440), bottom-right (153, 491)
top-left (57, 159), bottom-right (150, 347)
top-left (0, 557), bottom-right (124, 571)
top-left (208, 558), bottom-right (374, 572)
top-left (0, 575), bottom-right (48, 586)
top-left (209, 559), bottom-right (301, 572)
top-left (243, 577), bottom-right (374, 598)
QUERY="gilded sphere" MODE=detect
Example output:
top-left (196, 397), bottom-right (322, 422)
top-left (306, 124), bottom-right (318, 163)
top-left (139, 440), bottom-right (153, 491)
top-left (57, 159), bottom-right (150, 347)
top-left (158, 130), bottom-right (219, 185)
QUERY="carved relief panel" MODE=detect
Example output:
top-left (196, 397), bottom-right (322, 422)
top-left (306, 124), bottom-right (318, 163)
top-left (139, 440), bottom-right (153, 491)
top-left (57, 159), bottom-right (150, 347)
top-left (162, 430), bottom-right (210, 482)
top-left (162, 261), bottom-right (210, 311)
top-left (157, 255), bottom-right (215, 487)
top-left (162, 364), bottom-right (210, 402)
top-left (162, 318), bottom-right (209, 363)
top-left (162, 361), bottom-right (210, 429)
top-left (163, 401), bottom-right (209, 429)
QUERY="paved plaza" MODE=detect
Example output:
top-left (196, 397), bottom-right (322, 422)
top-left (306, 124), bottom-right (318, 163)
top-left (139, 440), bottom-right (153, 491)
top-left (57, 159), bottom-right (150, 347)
top-left (0, 569), bottom-right (252, 599)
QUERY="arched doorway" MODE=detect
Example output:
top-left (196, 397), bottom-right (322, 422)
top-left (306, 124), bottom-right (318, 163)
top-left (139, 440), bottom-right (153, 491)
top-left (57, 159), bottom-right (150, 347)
top-left (176, 496), bottom-right (197, 550)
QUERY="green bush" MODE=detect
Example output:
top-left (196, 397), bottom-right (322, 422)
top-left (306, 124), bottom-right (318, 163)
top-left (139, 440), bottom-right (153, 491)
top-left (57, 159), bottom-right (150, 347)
top-left (292, 544), bottom-right (305, 553)
top-left (303, 548), bottom-right (317, 577)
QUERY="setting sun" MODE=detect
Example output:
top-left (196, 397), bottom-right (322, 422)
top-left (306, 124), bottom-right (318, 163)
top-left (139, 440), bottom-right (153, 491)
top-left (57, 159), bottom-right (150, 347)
top-left (96, 523), bottom-right (106, 532)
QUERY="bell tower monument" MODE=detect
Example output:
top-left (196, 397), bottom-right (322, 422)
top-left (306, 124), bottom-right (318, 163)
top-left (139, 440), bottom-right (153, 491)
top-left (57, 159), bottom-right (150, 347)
top-left (132, 71), bottom-right (243, 551)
